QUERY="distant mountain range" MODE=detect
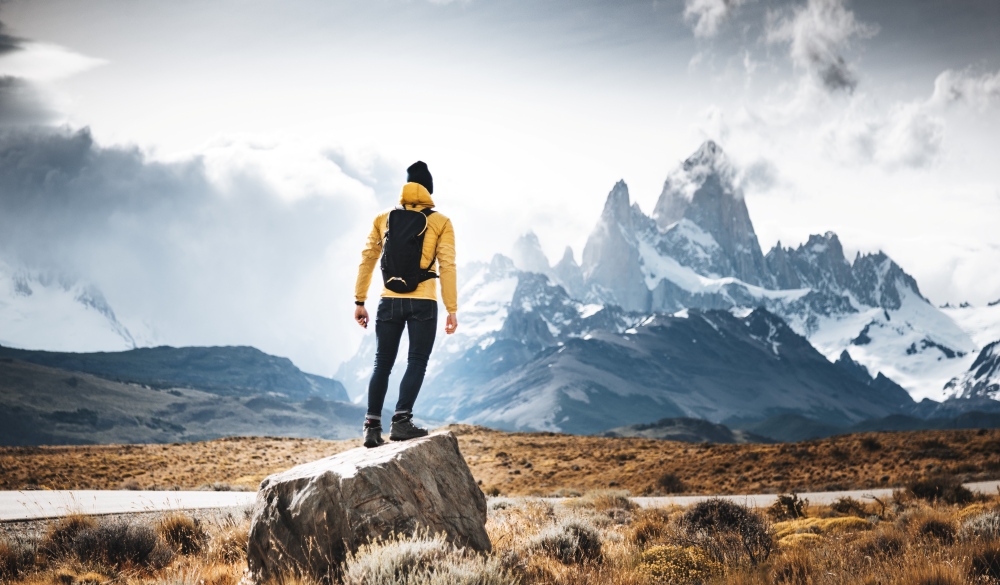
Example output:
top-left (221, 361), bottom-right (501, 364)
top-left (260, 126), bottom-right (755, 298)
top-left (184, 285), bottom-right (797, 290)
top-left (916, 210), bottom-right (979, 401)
top-left (4, 140), bottom-right (1000, 445)
top-left (339, 141), bottom-right (1000, 437)
top-left (0, 345), bottom-right (361, 445)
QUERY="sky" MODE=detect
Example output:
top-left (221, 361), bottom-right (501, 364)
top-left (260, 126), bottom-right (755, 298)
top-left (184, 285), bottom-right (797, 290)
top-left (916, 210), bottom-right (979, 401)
top-left (0, 0), bottom-right (998, 376)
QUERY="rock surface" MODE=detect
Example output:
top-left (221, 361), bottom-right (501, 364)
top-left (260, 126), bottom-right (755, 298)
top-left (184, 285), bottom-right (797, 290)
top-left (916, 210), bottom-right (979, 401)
top-left (247, 431), bottom-right (489, 583)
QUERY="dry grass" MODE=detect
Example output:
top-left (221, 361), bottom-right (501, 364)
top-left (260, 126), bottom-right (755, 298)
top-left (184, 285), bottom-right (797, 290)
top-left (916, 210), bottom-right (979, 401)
top-left (2, 491), bottom-right (1000, 585)
top-left (2, 426), bottom-right (999, 495)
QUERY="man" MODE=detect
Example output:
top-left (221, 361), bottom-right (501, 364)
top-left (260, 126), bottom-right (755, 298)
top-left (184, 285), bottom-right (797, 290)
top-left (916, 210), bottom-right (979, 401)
top-left (353, 161), bottom-right (458, 448)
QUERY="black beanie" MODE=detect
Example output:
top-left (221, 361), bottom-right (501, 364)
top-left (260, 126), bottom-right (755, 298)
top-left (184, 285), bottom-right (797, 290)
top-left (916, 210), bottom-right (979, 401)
top-left (406, 161), bottom-right (433, 195)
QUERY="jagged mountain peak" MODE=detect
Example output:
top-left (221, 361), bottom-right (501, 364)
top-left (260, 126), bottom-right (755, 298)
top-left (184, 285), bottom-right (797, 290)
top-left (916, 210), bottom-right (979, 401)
top-left (601, 180), bottom-right (632, 224)
top-left (683, 140), bottom-right (728, 173)
top-left (510, 231), bottom-right (551, 275)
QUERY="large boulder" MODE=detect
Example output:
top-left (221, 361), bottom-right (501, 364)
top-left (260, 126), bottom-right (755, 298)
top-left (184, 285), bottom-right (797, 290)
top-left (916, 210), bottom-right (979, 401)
top-left (247, 431), bottom-right (490, 583)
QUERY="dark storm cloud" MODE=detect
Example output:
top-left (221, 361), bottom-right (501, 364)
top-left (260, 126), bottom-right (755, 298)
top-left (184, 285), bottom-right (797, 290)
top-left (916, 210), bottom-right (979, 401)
top-left (0, 76), bottom-right (56, 125)
top-left (0, 20), bottom-right (24, 55)
top-left (0, 126), bottom-right (365, 347)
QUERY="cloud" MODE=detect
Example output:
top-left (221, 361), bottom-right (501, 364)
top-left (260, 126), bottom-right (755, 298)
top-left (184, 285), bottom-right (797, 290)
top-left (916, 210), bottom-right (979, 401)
top-left (0, 126), bottom-right (376, 374)
top-left (0, 76), bottom-right (56, 125)
top-left (683, 0), bottom-right (750, 38)
top-left (0, 20), bottom-right (24, 55)
top-left (766, 0), bottom-right (878, 94)
top-left (930, 68), bottom-right (1000, 110)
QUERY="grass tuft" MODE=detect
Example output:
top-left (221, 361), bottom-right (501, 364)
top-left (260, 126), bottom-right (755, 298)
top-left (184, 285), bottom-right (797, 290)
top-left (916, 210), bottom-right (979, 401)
top-left (159, 513), bottom-right (207, 555)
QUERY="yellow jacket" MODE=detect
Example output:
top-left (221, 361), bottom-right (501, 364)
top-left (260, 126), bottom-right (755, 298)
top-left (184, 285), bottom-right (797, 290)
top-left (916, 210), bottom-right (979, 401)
top-left (354, 183), bottom-right (458, 313)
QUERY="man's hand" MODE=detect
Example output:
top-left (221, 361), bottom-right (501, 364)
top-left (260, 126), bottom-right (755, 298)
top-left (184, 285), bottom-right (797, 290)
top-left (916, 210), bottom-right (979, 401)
top-left (355, 305), bottom-right (369, 329)
top-left (445, 313), bottom-right (458, 335)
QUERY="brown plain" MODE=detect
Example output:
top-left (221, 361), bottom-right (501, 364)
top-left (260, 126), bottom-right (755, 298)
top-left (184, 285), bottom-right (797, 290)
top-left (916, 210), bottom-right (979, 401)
top-left (1, 425), bottom-right (998, 495)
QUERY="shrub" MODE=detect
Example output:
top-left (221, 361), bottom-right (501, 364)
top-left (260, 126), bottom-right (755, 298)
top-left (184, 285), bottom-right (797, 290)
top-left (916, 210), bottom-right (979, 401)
top-left (768, 494), bottom-right (807, 521)
top-left (159, 513), bottom-right (207, 555)
top-left (39, 513), bottom-right (98, 560)
top-left (574, 490), bottom-right (636, 513)
top-left (341, 531), bottom-right (517, 585)
top-left (0, 536), bottom-right (37, 580)
top-left (527, 518), bottom-right (602, 564)
top-left (682, 498), bottom-right (774, 565)
top-left (657, 472), bottom-right (686, 494)
top-left (860, 436), bottom-right (882, 451)
top-left (855, 527), bottom-right (906, 558)
top-left (770, 548), bottom-right (814, 584)
top-left (636, 545), bottom-right (721, 583)
top-left (70, 517), bottom-right (173, 569)
top-left (959, 510), bottom-right (1000, 541)
top-left (830, 496), bottom-right (869, 518)
top-left (917, 516), bottom-right (956, 544)
top-left (970, 542), bottom-right (1000, 582)
top-left (628, 507), bottom-right (674, 546)
top-left (207, 518), bottom-right (249, 564)
top-left (908, 475), bottom-right (975, 505)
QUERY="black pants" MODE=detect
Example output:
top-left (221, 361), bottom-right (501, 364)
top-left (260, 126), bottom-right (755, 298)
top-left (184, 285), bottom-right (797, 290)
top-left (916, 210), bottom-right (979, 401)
top-left (366, 297), bottom-right (438, 419)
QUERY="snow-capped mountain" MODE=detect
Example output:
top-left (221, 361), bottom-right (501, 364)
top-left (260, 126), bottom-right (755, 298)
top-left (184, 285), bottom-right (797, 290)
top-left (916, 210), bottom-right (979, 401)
top-left (418, 305), bottom-right (912, 434)
top-left (0, 260), bottom-right (154, 352)
top-left (942, 341), bottom-right (1000, 401)
top-left (576, 141), bottom-right (975, 401)
top-left (338, 140), bottom-right (996, 431)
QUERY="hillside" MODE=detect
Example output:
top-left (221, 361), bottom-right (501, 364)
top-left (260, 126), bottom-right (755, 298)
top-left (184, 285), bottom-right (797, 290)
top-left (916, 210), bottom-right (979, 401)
top-left (0, 344), bottom-right (348, 402)
top-left (2, 425), bottom-right (997, 496)
top-left (0, 358), bottom-right (363, 445)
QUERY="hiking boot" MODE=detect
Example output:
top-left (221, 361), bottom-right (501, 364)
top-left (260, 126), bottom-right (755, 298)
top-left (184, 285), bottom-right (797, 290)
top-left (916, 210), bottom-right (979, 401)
top-left (389, 414), bottom-right (428, 441)
top-left (363, 420), bottom-right (385, 448)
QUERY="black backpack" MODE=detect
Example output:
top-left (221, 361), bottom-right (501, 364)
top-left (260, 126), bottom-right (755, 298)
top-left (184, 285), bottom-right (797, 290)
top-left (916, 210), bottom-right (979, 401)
top-left (380, 207), bottom-right (439, 293)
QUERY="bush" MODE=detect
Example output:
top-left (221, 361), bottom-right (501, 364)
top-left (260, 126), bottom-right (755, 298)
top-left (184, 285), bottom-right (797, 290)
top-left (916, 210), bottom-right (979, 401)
top-left (207, 518), bottom-right (249, 564)
top-left (855, 527), bottom-right (905, 558)
top-left (770, 548), bottom-right (813, 584)
top-left (0, 536), bottom-right (37, 580)
top-left (527, 518), bottom-right (602, 564)
top-left (70, 517), bottom-right (173, 569)
top-left (574, 490), bottom-right (636, 513)
top-left (917, 516), bottom-right (956, 544)
top-left (960, 510), bottom-right (1000, 541)
top-left (341, 531), bottom-right (517, 585)
top-left (970, 542), bottom-right (1000, 582)
top-left (159, 513), bottom-right (207, 555)
top-left (628, 508), bottom-right (674, 546)
top-left (768, 494), bottom-right (807, 521)
top-left (908, 475), bottom-right (975, 505)
top-left (682, 498), bottom-right (774, 565)
top-left (39, 513), bottom-right (97, 560)
top-left (830, 496), bottom-right (869, 518)
top-left (860, 436), bottom-right (882, 451)
top-left (636, 545), bottom-right (721, 583)
top-left (657, 473), bottom-right (686, 494)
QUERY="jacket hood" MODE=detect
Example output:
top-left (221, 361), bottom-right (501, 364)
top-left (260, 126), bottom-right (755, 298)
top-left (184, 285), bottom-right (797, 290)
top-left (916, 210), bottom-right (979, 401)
top-left (400, 182), bottom-right (435, 208)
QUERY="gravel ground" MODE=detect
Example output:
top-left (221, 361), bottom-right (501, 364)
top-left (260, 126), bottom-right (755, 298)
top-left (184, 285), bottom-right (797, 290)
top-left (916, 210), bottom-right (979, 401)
top-left (0, 505), bottom-right (253, 542)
